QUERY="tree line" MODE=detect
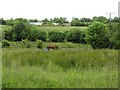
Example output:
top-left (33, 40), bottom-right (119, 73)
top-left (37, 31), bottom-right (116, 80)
top-left (2, 19), bottom-right (120, 49)
top-left (1, 16), bottom-right (120, 26)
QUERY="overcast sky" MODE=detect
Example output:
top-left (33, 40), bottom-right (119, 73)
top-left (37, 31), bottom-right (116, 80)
top-left (0, 0), bottom-right (119, 21)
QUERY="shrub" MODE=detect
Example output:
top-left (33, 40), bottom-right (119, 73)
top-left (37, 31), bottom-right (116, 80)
top-left (22, 39), bottom-right (31, 48)
top-left (2, 40), bottom-right (10, 48)
top-left (36, 40), bottom-right (43, 49)
top-left (108, 22), bottom-right (120, 49)
top-left (65, 29), bottom-right (86, 43)
top-left (37, 31), bottom-right (47, 41)
top-left (28, 26), bottom-right (47, 41)
top-left (48, 31), bottom-right (66, 42)
top-left (4, 29), bottom-right (13, 41)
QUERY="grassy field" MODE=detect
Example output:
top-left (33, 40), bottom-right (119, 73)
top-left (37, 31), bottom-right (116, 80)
top-left (1, 25), bottom-right (118, 88)
top-left (36, 25), bottom-right (87, 32)
top-left (0, 25), bottom-right (87, 32)
top-left (2, 48), bottom-right (118, 88)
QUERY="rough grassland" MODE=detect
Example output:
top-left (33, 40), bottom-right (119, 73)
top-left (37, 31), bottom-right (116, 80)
top-left (2, 48), bottom-right (118, 88)
top-left (36, 26), bottom-right (87, 32)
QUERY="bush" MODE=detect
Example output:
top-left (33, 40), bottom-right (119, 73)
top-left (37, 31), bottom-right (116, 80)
top-left (28, 26), bottom-right (47, 41)
top-left (22, 39), bottom-right (31, 48)
top-left (108, 22), bottom-right (120, 49)
top-left (36, 40), bottom-right (43, 49)
top-left (3, 29), bottom-right (13, 41)
top-left (86, 22), bottom-right (110, 49)
top-left (48, 31), bottom-right (66, 42)
top-left (65, 29), bottom-right (86, 43)
top-left (2, 40), bottom-right (10, 48)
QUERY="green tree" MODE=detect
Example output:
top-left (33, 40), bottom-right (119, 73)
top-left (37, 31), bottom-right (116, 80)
top-left (80, 18), bottom-right (91, 22)
top-left (4, 28), bottom-right (13, 41)
top-left (70, 18), bottom-right (80, 26)
top-left (12, 21), bottom-right (28, 41)
top-left (86, 22), bottom-right (110, 49)
top-left (14, 18), bottom-right (28, 23)
top-left (28, 26), bottom-right (47, 41)
top-left (111, 17), bottom-right (120, 22)
top-left (0, 18), bottom-right (6, 25)
top-left (52, 17), bottom-right (69, 25)
top-left (42, 18), bottom-right (52, 25)
top-left (92, 16), bottom-right (108, 23)
top-left (48, 31), bottom-right (66, 42)
top-left (66, 29), bottom-right (86, 43)
top-left (6, 18), bottom-right (14, 26)
top-left (29, 19), bottom-right (38, 22)
top-left (108, 22), bottom-right (120, 49)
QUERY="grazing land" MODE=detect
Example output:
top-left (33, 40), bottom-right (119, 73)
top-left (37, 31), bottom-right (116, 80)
top-left (2, 47), bottom-right (118, 88)
top-left (36, 25), bottom-right (87, 32)
top-left (1, 23), bottom-right (119, 88)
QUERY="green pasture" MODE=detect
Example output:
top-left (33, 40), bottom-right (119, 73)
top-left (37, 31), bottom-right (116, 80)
top-left (36, 26), bottom-right (87, 32)
top-left (1, 24), bottom-right (118, 88)
top-left (0, 25), bottom-right (87, 32)
top-left (2, 48), bottom-right (118, 88)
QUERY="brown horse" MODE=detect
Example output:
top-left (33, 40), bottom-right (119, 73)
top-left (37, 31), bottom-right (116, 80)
top-left (47, 45), bottom-right (58, 50)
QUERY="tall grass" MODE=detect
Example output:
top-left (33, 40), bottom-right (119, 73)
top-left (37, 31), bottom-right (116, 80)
top-left (2, 48), bottom-right (118, 88)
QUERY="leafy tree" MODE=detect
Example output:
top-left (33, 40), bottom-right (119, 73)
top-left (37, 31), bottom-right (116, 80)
top-left (28, 26), bottom-right (47, 41)
top-left (6, 18), bottom-right (14, 26)
top-left (14, 18), bottom-right (28, 23)
top-left (70, 18), bottom-right (80, 26)
top-left (108, 22), bottom-right (120, 49)
top-left (92, 16), bottom-right (108, 23)
top-left (42, 18), bottom-right (52, 25)
top-left (6, 18), bottom-right (28, 26)
top-left (86, 22), bottom-right (110, 49)
top-left (66, 29), bottom-right (86, 43)
top-left (29, 19), bottom-right (38, 22)
top-left (80, 18), bottom-right (91, 22)
top-left (4, 28), bottom-right (13, 41)
top-left (52, 17), bottom-right (69, 25)
top-left (0, 18), bottom-right (6, 25)
top-left (12, 21), bottom-right (28, 41)
top-left (48, 31), bottom-right (66, 42)
top-left (111, 17), bottom-right (120, 22)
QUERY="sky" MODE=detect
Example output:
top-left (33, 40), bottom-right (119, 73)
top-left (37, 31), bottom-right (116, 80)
top-left (0, 0), bottom-right (120, 21)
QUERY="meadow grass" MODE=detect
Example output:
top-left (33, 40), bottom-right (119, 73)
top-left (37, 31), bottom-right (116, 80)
top-left (3, 65), bottom-right (118, 88)
top-left (0, 25), bottom-right (87, 33)
top-left (36, 26), bottom-right (87, 32)
top-left (2, 48), bottom-right (118, 88)
top-left (1, 25), bottom-right (118, 88)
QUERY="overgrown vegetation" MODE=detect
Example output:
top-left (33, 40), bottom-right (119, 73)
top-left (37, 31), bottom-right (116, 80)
top-left (2, 21), bottom-right (119, 49)
top-left (65, 29), bottom-right (86, 43)
top-left (36, 40), bottom-right (43, 49)
top-left (2, 40), bottom-right (10, 48)
top-left (2, 48), bottom-right (118, 88)
top-left (1, 17), bottom-right (119, 88)
top-left (86, 22), bottom-right (110, 49)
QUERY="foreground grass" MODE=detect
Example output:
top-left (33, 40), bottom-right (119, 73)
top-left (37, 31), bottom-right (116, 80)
top-left (2, 48), bottom-right (118, 88)
top-left (3, 66), bottom-right (118, 88)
